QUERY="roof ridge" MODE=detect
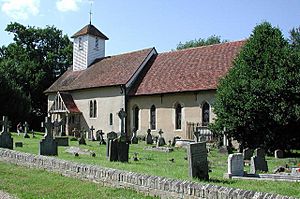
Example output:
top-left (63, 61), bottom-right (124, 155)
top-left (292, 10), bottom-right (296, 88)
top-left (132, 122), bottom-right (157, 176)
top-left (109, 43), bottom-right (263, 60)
top-left (108, 47), bottom-right (155, 58)
top-left (159, 39), bottom-right (247, 55)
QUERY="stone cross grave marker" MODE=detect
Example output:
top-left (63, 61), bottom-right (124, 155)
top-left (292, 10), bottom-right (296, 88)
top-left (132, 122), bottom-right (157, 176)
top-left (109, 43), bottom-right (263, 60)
top-left (106, 131), bottom-right (117, 158)
top-left (23, 121), bottom-right (30, 138)
top-left (131, 127), bottom-right (138, 144)
top-left (0, 116), bottom-right (13, 150)
top-left (274, 149), bottom-right (284, 159)
top-left (39, 117), bottom-right (58, 156)
top-left (225, 153), bottom-right (244, 178)
top-left (146, 129), bottom-right (153, 144)
top-left (89, 125), bottom-right (95, 141)
top-left (118, 108), bottom-right (127, 134)
top-left (187, 142), bottom-right (209, 180)
top-left (156, 129), bottom-right (166, 147)
top-left (243, 148), bottom-right (253, 160)
top-left (250, 148), bottom-right (268, 173)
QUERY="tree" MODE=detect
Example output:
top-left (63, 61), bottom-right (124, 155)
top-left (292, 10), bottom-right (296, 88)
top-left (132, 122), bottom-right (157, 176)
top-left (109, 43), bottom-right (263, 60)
top-left (176, 35), bottom-right (228, 50)
top-left (0, 22), bottom-right (72, 128)
top-left (211, 22), bottom-right (300, 151)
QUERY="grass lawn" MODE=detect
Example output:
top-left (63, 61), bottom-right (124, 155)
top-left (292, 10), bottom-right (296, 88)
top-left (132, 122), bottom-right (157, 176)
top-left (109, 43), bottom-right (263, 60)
top-left (6, 132), bottom-right (300, 198)
top-left (0, 161), bottom-right (155, 199)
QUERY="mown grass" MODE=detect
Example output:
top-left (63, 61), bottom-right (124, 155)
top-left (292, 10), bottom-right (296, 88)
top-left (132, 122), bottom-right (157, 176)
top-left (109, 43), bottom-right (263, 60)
top-left (0, 161), bottom-right (155, 199)
top-left (7, 132), bottom-right (300, 198)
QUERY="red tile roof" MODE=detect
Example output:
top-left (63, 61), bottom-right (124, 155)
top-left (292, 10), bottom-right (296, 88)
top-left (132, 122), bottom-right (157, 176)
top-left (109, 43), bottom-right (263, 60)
top-left (71, 24), bottom-right (109, 40)
top-left (60, 92), bottom-right (81, 113)
top-left (130, 40), bottom-right (246, 96)
top-left (45, 48), bottom-right (154, 93)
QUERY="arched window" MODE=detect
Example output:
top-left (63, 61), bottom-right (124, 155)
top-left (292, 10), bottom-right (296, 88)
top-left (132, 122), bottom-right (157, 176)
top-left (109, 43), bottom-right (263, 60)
top-left (175, 103), bottom-right (182, 130)
top-left (202, 102), bottom-right (210, 126)
top-left (109, 113), bottom-right (113, 125)
top-left (89, 100), bottom-right (93, 118)
top-left (150, 105), bottom-right (156, 130)
top-left (93, 100), bottom-right (97, 118)
top-left (133, 106), bottom-right (139, 130)
top-left (89, 100), bottom-right (97, 118)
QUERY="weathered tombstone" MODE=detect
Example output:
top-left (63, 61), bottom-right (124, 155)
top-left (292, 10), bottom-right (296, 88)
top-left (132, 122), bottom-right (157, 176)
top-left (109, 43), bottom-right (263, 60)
top-left (254, 148), bottom-right (265, 158)
top-left (131, 127), bottom-right (138, 144)
top-left (106, 131), bottom-right (117, 158)
top-left (250, 147), bottom-right (268, 173)
top-left (243, 148), bottom-right (254, 160)
top-left (39, 117), bottom-right (58, 156)
top-left (108, 139), bottom-right (118, 161)
top-left (187, 142), bottom-right (209, 180)
top-left (0, 116), bottom-right (13, 150)
top-left (146, 129), bottom-right (153, 144)
top-left (89, 126), bottom-right (95, 141)
top-left (78, 130), bottom-right (86, 145)
top-left (96, 130), bottom-right (106, 145)
top-left (274, 149), bottom-right (284, 159)
top-left (53, 119), bottom-right (61, 136)
top-left (225, 153), bottom-right (244, 178)
top-left (23, 121), bottom-right (30, 138)
top-left (117, 133), bottom-right (129, 162)
top-left (15, 142), bottom-right (23, 147)
top-left (55, 137), bottom-right (69, 146)
top-left (156, 129), bottom-right (166, 147)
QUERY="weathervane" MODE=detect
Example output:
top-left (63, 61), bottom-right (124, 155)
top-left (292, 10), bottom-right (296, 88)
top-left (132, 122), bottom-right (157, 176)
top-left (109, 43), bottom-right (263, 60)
top-left (89, 2), bottom-right (93, 25)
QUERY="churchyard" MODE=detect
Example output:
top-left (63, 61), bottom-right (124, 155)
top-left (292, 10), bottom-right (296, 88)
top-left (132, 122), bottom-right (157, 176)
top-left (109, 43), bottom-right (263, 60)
top-left (1, 130), bottom-right (299, 198)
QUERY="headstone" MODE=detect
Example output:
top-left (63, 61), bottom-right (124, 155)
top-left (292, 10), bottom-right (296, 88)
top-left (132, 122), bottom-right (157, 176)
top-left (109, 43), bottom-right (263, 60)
top-left (171, 136), bottom-right (181, 147)
top-left (89, 126), bottom-right (95, 141)
top-left (96, 130), bottom-right (106, 145)
top-left (226, 153), bottom-right (244, 178)
top-left (156, 129), bottom-right (166, 147)
top-left (15, 142), bottom-right (23, 147)
top-left (243, 148), bottom-right (254, 160)
top-left (0, 116), bottom-right (13, 150)
top-left (131, 127), bottom-right (138, 144)
top-left (187, 142), bottom-right (209, 180)
top-left (55, 137), bottom-right (69, 146)
top-left (23, 121), bottom-right (30, 138)
top-left (274, 149), bottom-right (284, 159)
top-left (31, 129), bottom-right (35, 138)
top-left (78, 130), bottom-right (86, 145)
top-left (72, 128), bottom-right (80, 138)
top-left (53, 119), bottom-right (61, 136)
top-left (146, 129), bottom-right (153, 144)
top-left (106, 131), bottom-right (117, 158)
top-left (254, 148), bottom-right (265, 158)
top-left (117, 139), bottom-right (129, 162)
top-left (39, 117), bottom-right (58, 156)
top-left (108, 139), bottom-right (118, 161)
top-left (250, 156), bottom-right (268, 173)
top-left (194, 130), bottom-right (200, 142)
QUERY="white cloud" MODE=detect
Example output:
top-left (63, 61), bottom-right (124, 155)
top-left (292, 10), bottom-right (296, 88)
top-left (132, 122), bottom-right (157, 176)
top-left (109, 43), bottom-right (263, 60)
top-left (1, 0), bottom-right (40, 21)
top-left (56, 0), bottom-right (82, 12)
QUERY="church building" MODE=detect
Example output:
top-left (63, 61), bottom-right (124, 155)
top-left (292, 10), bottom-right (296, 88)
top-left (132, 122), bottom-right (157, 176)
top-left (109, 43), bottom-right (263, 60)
top-left (45, 23), bottom-right (245, 141)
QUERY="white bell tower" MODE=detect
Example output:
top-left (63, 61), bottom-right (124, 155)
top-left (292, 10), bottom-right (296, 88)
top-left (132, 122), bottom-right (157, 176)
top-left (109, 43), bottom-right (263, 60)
top-left (71, 24), bottom-right (109, 71)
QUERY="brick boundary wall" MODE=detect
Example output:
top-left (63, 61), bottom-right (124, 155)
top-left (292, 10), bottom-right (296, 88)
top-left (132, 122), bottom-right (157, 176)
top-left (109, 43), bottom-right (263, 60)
top-left (0, 149), bottom-right (295, 199)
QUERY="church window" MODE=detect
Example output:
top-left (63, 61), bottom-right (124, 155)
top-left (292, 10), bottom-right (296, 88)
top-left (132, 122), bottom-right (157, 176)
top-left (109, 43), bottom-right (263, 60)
top-left (150, 105), bottom-right (156, 130)
top-left (109, 113), bottom-right (113, 125)
top-left (78, 37), bottom-right (83, 50)
top-left (95, 37), bottom-right (99, 49)
top-left (89, 100), bottom-right (97, 118)
top-left (202, 102), bottom-right (210, 126)
top-left (175, 103), bottom-right (182, 130)
top-left (133, 106), bottom-right (139, 130)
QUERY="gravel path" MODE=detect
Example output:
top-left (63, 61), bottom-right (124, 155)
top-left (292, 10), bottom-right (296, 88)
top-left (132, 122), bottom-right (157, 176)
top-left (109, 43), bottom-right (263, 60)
top-left (0, 190), bottom-right (18, 199)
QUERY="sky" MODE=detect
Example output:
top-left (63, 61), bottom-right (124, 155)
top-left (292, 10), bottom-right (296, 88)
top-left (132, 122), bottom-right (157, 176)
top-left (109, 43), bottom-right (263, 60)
top-left (0, 0), bottom-right (300, 55)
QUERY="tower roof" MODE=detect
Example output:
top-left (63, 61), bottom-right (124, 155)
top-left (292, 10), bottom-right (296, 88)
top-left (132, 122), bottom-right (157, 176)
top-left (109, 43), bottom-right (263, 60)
top-left (71, 24), bottom-right (109, 40)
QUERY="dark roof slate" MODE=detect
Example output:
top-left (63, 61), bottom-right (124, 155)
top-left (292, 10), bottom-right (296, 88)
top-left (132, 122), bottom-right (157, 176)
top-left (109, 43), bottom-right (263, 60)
top-left (71, 24), bottom-right (109, 40)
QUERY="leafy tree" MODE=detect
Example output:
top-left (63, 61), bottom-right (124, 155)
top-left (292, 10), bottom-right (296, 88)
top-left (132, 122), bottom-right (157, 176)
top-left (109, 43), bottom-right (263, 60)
top-left (211, 22), bottom-right (300, 151)
top-left (0, 22), bottom-right (72, 128)
top-left (176, 35), bottom-right (228, 50)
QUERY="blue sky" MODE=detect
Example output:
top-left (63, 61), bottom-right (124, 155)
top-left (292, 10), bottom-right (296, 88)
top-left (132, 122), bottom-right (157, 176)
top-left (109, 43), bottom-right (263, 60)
top-left (0, 0), bottom-right (299, 55)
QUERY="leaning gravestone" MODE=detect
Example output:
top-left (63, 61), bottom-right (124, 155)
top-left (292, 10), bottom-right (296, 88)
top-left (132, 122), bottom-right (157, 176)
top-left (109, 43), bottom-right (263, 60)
top-left (187, 142), bottom-right (209, 180)
top-left (106, 131), bottom-right (117, 158)
top-left (131, 127), bottom-right (138, 144)
top-left (250, 148), bottom-right (268, 173)
top-left (146, 129), bottom-right (153, 144)
top-left (274, 149), bottom-right (284, 159)
top-left (243, 148), bottom-right (253, 160)
top-left (0, 116), bottom-right (13, 150)
top-left (225, 153), bottom-right (244, 178)
top-left (39, 117), bottom-right (58, 156)
top-left (156, 129), bottom-right (166, 147)
top-left (78, 130), bottom-right (86, 145)
top-left (23, 121), bottom-right (30, 138)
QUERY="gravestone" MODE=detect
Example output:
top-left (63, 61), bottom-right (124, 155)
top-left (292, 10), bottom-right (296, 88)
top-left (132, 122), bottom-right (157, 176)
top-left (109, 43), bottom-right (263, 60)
top-left (23, 121), bottom-right (30, 138)
top-left (78, 130), bottom-right (86, 145)
top-left (89, 126), bottom-right (95, 141)
top-left (96, 130), bottom-right (106, 145)
top-left (0, 116), bottom-right (13, 150)
top-left (39, 117), bottom-right (58, 156)
top-left (187, 142), bottom-right (209, 180)
top-left (171, 136), bottom-right (181, 147)
top-left (146, 129), bottom-right (153, 144)
top-left (274, 149), bottom-right (284, 159)
top-left (117, 133), bottom-right (129, 162)
top-left (226, 153), bottom-right (244, 178)
top-left (254, 148), bottom-right (265, 158)
top-left (156, 129), bottom-right (166, 147)
top-left (250, 148), bottom-right (268, 173)
top-left (106, 131), bottom-right (117, 158)
top-left (194, 130), bottom-right (200, 142)
top-left (243, 148), bottom-right (253, 160)
top-left (131, 127), bottom-right (138, 144)
top-left (15, 142), bottom-right (23, 147)
top-left (55, 137), bottom-right (69, 146)
top-left (118, 108), bottom-right (127, 134)
top-left (108, 139), bottom-right (118, 161)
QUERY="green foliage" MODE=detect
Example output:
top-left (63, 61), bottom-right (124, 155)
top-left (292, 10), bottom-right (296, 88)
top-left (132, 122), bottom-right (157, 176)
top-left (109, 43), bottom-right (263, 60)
top-left (176, 35), bottom-right (228, 50)
top-left (211, 22), bottom-right (300, 151)
top-left (0, 22), bottom-right (72, 127)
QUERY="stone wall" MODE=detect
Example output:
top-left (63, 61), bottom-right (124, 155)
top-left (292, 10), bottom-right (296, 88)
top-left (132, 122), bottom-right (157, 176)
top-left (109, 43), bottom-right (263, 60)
top-left (0, 149), bottom-right (294, 199)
